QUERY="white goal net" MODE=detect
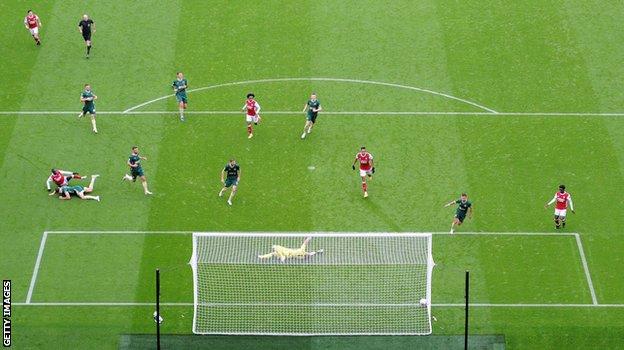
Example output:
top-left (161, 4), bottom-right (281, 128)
top-left (190, 232), bottom-right (435, 335)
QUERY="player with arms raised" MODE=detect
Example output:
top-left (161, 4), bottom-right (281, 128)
top-left (352, 146), bottom-right (375, 198)
top-left (544, 184), bottom-right (575, 229)
top-left (444, 193), bottom-right (473, 234)
top-left (258, 237), bottom-right (324, 262)
top-left (219, 159), bottom-right (240, 206)
top-left (24, 10), bottom-right (42, 46)
top-left (242, 93), bottom-right (261, 139)
top-left (172, 72), bottom-right (188, 121)
top-left (78, 84), bottom-right (98, 133)
top-left (122, 146), bottom-right (153, 195)
top-left (301, 93), bottom-right (322, 139)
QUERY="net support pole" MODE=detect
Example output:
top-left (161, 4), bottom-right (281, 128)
top-left (464, 270), bottom-right (469, 350)
top-left (156, 268), bottom-right (161, 350)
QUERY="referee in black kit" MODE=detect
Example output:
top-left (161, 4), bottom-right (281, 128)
top-left (78, 14), bottom-right (95, 58)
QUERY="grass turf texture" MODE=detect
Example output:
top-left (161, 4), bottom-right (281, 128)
top-left (1, 0), bottom-right (624, 349)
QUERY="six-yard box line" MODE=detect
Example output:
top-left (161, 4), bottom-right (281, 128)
top-left (17, 230), bottom-right (617, 308)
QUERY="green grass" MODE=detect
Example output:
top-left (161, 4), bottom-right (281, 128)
top-left (1, 0), bottom-right (624, 348)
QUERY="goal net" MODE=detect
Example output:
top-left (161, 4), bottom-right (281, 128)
top-left (190, 232), bottom-right (435, 335)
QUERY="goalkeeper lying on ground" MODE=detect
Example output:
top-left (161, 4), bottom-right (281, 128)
top-left (258, 237), bottom-right (324, 262)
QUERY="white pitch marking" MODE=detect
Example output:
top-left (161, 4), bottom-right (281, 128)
top-left (121, 77), bottom-right (498, 113)
top-left (26, 231), bottom-right (48, 303)
top-left (575, 233), bottom-right (598, 305)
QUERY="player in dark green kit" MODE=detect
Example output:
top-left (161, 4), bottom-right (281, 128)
top-left (301, 93), bottom-right (322, 139)
top-left (78, 84), bottom-right (98, 133)
top-left (122, 146), bottom-right (153, 195)
top-left (58, 175), bottom-right (100, 201)
top-left (444, 193), bottom-right (473, 234)
top-left (219, 159), bottom-right (240, 206)
top-left (172, 72), bottom-right (188, 121)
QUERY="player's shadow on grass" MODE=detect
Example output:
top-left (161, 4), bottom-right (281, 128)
top-left (363, 197), bottom-right (403, 232)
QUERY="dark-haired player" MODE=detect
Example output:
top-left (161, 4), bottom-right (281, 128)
top-left (352, 146), bottom-right (375, 198)
top-left (172, 72), bottom-right (188, 121)
top-left (78, 14), bottom-right (95, 58)
top-left (219, 159), bottom-right (240, 206)
top-left (544, 184), bottom-right (574, 229)
top-left (444, 193), bottom-right (473, 234)
top-left (243, 93), bottom-right (261, 139)
top-left (59, 175), bottom-right (100, 201)
top-left (122, 146), bottom-right (153, 195)
top-left (24, 10), bottom-right (42, 45)
top-left (46, 169), bottom-right (84, 194)
top-left (301, 93), bottom-right (322, 139)
top-left (78, 84), bottom-right (98, 133)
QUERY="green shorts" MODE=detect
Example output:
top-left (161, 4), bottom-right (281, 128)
top-left (176, 93), bottom-right (188, 104)
top-left (224, 177), bottom-right (238, 188)
top-left (131, 167), bottom-right (145, 178)
top-left (82, 104), bottom-right (96, 114)
top-left (455, 212), bottom-right (467, 223)
top-left (306, 113), bottom-right (318, 123)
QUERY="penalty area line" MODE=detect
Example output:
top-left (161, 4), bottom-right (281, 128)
top-left (26, 231), bottom-right (48, 304)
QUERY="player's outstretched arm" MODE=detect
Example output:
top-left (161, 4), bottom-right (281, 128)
top-left (544, 196), bottom-right (556, 208)
top-left (468, 206), bottom-right (474, 219)
top-left (444, 200), bottom-right (456, 207)
top-left (258, 252), bottom-right (276, 259)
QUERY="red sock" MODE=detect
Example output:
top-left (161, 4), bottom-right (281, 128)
top-left (247, 125), bottom-right (253, 134)
top-left (362, 182), bottom-right (367, 192)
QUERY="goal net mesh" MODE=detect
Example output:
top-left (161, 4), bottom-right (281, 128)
top-left (190, 232), bottom-right (435, 335)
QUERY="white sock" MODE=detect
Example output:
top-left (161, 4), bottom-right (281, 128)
top-left (123, 174), bottom-right (132, 181)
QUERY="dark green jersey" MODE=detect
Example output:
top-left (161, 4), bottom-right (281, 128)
top-left (224, 163), bottom-right (240, 179)
top-left (81, 90), bottom-right (95, 107)
top-left (62, 185), bottom-right (84, 194)
top-left (307, 99), bottom-right (321, 116)
top-left (455, 199), bottom-right (472, 215)
top-left (172, 79), bottom-right (188, 95)
top-left (129, 154), bottom-right (142, 170)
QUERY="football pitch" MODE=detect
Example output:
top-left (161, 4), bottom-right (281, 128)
top-left (2, 0), bottom-right (624, 349)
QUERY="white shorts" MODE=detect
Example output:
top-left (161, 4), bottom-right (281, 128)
top-left (554, 208), bottom-right (567, 217)
top-left (29, 27), bottom-right (39, 35)
top-left (246, 114), bottom-right (259, 123)
top-left (359, 169), bottom-right (373, 177)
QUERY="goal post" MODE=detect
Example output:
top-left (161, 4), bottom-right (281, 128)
top-left (190, 232), bottom-right (435, 335)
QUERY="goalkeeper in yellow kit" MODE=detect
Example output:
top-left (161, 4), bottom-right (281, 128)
top-left (258, 237), bottom-right (324, 262)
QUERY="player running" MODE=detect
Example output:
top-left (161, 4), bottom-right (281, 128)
top-left (242, 93), bottom-right (261, 139)
top-left (258, 237), bottom-right (324, 262)
top-left (46, 169), bottom-right (84, 194)
top-left (122, 146), bottom-right (153, 195)
top-left (58, 175), bottom-right (100, 201)
top-left (78, 84), bottom-right (98, 134)
top-left (544, 184), bottom-right (575, 229)
top-left (24, 10), bottom-right (42, 46)
top-left (352, 146), bottom-right (375, 198)
top-left (301, 93), bottom-right (322, 139)
top-left (172, 72), bottom-right (188, 121)
top-left (219, 159), bottom-right (240, 206)
top-left (444, 193), bottom-right (473, 234)
top-left (78, 14), bottom-right (95, 58)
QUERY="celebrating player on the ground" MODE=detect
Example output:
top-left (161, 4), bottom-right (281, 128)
top-left (24, 10), bottom-right (42, 46)
top-left (258, 236), bottom-right (324, 262)
top-left (352, 146), bottom-right (375, 198)
top-left (172, 72), bottom-right (188, 121)
top-left (78, 14), bottom-right (95, 58)
top-left (78, 84), bottom-right (98, 133)
top-left (219, 159), bottom-right (240, 206)
top-left (544, 184), bottom-right (575, 229)
top-left (301, 93), bottom-right (322, 139)
top-left (58, 175), bottom-right (100, 201)
top-left (122, 146), bottom-right (153, 195)
top-left (242, 93), bottom-right (261, 139)
top-left (444, 193), bottom-right (473, 234)
top-left (46, 169), bottom-right (84, 194)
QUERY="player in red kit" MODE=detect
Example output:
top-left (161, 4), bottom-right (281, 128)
top-left (24, 10), bottom-right (42, 46)
top-left (242, 93), bottom-right (261, 139)
top-left (352, 146), bottom-right (375, 198)
top-left (46, 169), bottom-right (85, 194)
top-left (544, 184), bottom-right (575, 229)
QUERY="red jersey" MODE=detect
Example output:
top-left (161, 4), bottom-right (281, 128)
top-left (356, 151), bottom-right (373, 170)
top-left (245, 99), bottom-right (259, 116)
top-left (25, 14), bottom-right (39, 29)
top-left (51, 172), bottom-right (66, 186)
top-left (554, 192), bottom-right (570, 210)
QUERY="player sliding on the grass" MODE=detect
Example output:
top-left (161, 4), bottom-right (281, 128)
top-left (444, 193), bottom-right (473, 234)
top-left (301, 93), bottom-right (322, 139)
top-left (58, 175), bottom-right (100, 201)
top-left (352, 146), bottom-right (375, 198)
top-left (544, 184), bottom-right (574, 229)
top-left (46, 169), bottom-right (85, 193)
top-left (122, 146), bottom-right (153, 195)
top-left (243, 93), bottom-right (261, 139)
top-left (258, 236), bottom-right (324, 262)
top-left (172, 72), bottom-right (188, 121)
top-left (219, 159), bottom-right (240, 206)
top-left (78, 84), bottom-right (98, 134)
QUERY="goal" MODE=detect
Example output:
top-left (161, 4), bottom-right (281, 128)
top-left (190, 232), bottom-right (435, 335)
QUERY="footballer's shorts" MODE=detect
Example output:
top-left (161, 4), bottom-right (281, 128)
top-left (306, 113), bottom-right (318, 123)
top-left (455, 212), bottom-right (467, 223)
top-left (131, 168), bottom-right (145, 179)
top-left (175, 93), bottom-right (188, 104)
top-left (224, 178), bottom-right (238, 188)
top-left (245, 114), bottom-right (259, 123)
top-left (29, 27), bottom-right (39, 35)
top-left (82, 32), bottom-right (92, 41)
top-left (554, 208), bottom-right (567, 217)
top-left (82, 104), bottom-right (96, 114)
top-left (359, 168), bottom-right (373, 177)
